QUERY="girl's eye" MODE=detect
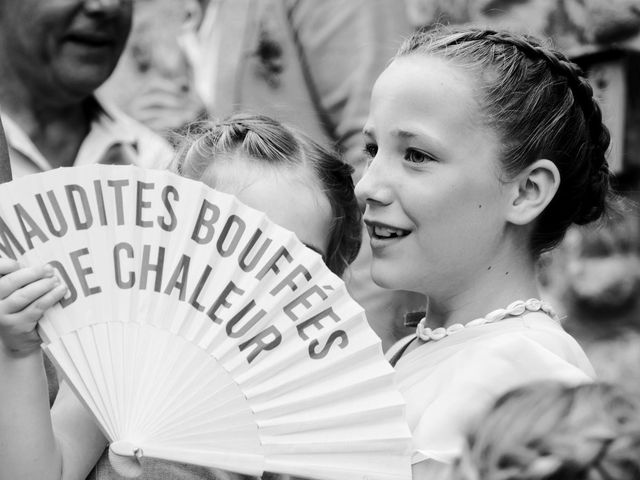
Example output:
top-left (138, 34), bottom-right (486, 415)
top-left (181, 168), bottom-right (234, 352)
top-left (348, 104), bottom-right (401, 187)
top-left (404, 149), bottom-right (434, 164)
top-left (363, 143), bottom-right (378, 158)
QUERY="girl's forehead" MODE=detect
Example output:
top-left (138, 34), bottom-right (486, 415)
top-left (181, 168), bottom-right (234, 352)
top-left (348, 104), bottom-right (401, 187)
top-left (204, 158), bottom-right (332, 255)
top-left (375, 56), bottom-right (479, 105)
top-left (204, 153), bottom-right (320, 197)
top-left (368, 55), bottom-right (486, 136)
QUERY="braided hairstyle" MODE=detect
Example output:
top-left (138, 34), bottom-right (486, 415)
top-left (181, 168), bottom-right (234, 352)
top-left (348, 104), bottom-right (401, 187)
top-left (452, 382), bottom-right (640, 480)
top-left (173, 113), bottom-right (362, 277)
top-left (397, 25), bottom-right (612, 256)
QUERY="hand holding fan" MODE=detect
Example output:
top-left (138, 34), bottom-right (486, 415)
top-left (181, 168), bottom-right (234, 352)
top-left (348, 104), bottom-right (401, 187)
top-left (0, 164), bottom-right (411, 480)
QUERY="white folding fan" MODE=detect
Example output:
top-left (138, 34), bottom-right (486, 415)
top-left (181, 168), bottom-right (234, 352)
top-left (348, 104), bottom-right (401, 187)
top-left (0, 164), bottom-right (412, 480)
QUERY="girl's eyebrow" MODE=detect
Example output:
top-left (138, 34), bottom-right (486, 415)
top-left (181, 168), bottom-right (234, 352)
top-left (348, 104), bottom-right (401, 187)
top-left (364, 127), bottom-right (421, 140)
top-left (395, 129), bottom-right (417, 139)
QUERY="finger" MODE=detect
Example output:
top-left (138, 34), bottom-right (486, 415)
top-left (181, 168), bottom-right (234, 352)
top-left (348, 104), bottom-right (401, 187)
top-left (1, 276), bottom-right (62, 314)
top-left (21, 283), bottom-right (68, 321)
top-left (1, 282), bottom-right (66, 333)
top-left (0, 258), bottom-right (21, 276)
top-left (0, 264), bottom-right (56, 300)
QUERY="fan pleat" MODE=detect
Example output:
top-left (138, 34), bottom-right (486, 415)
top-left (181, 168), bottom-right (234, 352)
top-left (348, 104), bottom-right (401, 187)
top-left (241, 333), bottom-right (383, 401)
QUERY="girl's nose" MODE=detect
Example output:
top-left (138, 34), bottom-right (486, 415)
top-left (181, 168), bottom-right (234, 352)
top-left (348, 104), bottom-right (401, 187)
top-left (355, 155), bottom-right (392, 207)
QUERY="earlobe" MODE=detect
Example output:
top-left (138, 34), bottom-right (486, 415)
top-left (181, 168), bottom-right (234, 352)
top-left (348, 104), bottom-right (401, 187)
top-left (506, 159), bottom-right (560, 226)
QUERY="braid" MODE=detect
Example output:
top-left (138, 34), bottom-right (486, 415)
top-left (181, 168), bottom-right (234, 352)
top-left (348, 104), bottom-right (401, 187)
top-left (459, 29), bottom-right (612, 225)
top-left (398, 25), bottom-right (612, 255)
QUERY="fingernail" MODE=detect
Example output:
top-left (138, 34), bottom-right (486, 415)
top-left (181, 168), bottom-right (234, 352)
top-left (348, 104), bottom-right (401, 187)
top-left (44, 265), bottom-right (55, 276)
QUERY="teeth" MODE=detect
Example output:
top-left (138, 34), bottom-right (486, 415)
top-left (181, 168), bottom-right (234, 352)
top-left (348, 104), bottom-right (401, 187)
top-left (374, 226), bottom-right (407, 238)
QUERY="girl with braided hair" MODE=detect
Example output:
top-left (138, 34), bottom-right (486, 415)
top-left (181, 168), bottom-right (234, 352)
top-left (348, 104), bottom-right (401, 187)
top-left (356, 24), bottom-right (613, 476)
top-left (172, 113), bottom-right (362, 279)
top-left (452, 381), bottom-right (640, 480)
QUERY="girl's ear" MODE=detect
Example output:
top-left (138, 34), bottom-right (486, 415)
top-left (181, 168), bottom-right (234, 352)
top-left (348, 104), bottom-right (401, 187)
top-left (506, 159), bottom-right (560, 225)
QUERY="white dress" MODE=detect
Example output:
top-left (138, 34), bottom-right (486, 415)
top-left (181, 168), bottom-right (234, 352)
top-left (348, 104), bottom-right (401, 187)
top-left (387, 312), bottom-right (595, 467)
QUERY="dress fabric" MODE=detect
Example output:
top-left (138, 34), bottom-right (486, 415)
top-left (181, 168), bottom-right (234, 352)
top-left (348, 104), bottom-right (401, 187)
top-left (388, 313), bottom-right (595, 466)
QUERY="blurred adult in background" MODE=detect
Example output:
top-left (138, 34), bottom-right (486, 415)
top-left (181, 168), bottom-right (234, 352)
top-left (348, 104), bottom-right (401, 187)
top-left (98, 0), bottom-right (207, 146)
top-left (0, 0), bottom-right (174, 180)
top-left (180, 0), bottom-right (414, 182)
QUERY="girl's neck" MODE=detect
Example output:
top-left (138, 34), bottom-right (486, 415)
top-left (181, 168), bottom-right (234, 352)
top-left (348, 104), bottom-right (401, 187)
top-left (426, 248), bottom-right (541, 329)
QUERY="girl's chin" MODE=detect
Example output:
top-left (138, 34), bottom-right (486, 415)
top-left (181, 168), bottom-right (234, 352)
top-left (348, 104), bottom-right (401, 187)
top-left (370, 267), bottom-right (413, 292)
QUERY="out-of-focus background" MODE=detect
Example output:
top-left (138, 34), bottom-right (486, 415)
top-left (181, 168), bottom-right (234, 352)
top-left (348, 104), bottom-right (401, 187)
top-left (98, 0), bottom-right (640, 384)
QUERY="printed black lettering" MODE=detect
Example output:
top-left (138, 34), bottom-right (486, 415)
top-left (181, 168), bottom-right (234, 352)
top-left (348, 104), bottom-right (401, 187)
top-left (217, 214), bottom-right (245, 257)
top-left (113, 242), bottom-right (135, 288)
top-left (35, 191), bottom-right (68, 237)
top-left (296, 307), bottom-right (340, 340)
top-left (238, 229), bottom-right (272, 272)
top-left (93, 180), bottom-right (108, 226)
top-left (140, 244), bottom-right (164, 292)
top-left (255, 247), bottom-right (292, 281)
top-left (239, 326), bottom-right (282, 363)
top-left (191, 199), bottom-right (220, 244)
top-left (308, 330), bottom-right (349, 360)
top-left (49, 261), bottom-right (78, 308)
top-left (14, 203), bottom-right (48, 249)
top-left (107, 179), bottom-right (129, 225)
top-left (270, 264), bottom-right (311, 296)
top-left (283, 285), bottom-right (328, 322)
top-left (158, 185), bottom-right (178, 232)
top-left (0, 216), bottom-right (25, 259)
top-left (163, 254), bottom-right (190, 301)
top-left (70, 248), bottom-right (101, 297)
top-left (225, 300), bottom-right (267, 338)
top-left (207, 281), bottom-right (244, 324)
top-left (189, 264), bottom-right (212, 312)
top-left (65, 184), bottom-right (93, 230)
top-left (136, 181), bottom-right (154, 228)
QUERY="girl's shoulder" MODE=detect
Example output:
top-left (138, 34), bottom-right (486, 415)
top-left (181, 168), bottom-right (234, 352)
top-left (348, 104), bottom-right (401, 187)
top-left (394, 312), bottom-right (595, 383)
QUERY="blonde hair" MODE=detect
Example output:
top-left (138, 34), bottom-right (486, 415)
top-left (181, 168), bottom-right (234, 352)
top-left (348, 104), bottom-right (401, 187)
top-left (171, 113), bottom-right (362, 277)
top-left (452, 381), bottom-right (640, 480)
